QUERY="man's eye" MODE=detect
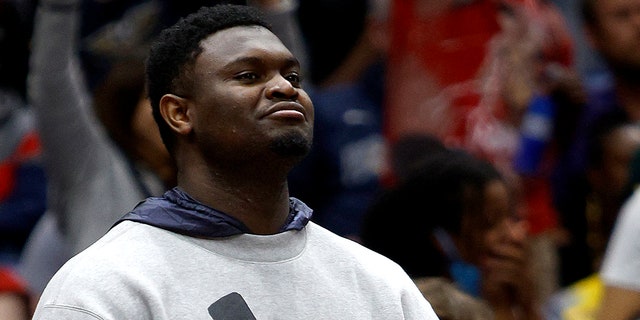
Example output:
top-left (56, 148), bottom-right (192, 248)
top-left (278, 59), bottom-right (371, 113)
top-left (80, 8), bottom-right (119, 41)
top-left (235, 73), bottom-right (259, 81)
top-left (285, 73), bottom-right (302, 86)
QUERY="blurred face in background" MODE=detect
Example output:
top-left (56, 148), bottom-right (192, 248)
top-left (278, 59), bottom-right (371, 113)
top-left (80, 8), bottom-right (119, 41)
top-left (587, 0), bottom-right (640, 76)
top-left (589, 124), bottom-right (640, 204)
top-left (456, 178), bottom-right (530, 300)
top-left (458, 179), bottom-right (521, 266)
top-left (588, 124), bottom-right (640, 239)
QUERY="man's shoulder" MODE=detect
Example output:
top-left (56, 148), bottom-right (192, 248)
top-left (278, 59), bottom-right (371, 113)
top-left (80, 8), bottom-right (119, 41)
top-left (51, 221), bottom-right (173, 282)
top-left (52, 221), bottom-right (154, 277)
top-left (306, 222), bottom-right (407, 273)
top-left (36, 222), bottom-right (173, 310)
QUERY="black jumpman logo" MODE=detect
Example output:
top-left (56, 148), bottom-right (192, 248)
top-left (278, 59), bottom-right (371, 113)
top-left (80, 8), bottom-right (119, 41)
top-left (208, 292), bottom-right (257, 320)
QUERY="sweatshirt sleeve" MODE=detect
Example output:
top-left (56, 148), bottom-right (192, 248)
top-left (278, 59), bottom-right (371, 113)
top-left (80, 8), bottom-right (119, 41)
top-left (27, 0), bottom-right (145, 252)
top-left (28, 0), bottom-right (115, 195)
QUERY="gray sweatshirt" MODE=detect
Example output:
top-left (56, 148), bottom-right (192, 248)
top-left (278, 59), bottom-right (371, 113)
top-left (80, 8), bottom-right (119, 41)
top-left (34, 221), bottom-right (439, 319)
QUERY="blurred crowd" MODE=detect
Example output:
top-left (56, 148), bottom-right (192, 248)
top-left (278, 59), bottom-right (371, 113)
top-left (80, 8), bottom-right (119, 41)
top-left (2, 0), bottom-right (640, 319)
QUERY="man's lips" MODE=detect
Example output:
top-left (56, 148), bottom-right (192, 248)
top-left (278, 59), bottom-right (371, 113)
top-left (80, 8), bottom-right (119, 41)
top-left (262, 101), bottom-right (307, 121)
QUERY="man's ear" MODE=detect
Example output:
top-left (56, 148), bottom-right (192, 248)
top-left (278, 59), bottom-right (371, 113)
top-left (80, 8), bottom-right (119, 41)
top-left (160, 94), bottom-right (193, 135)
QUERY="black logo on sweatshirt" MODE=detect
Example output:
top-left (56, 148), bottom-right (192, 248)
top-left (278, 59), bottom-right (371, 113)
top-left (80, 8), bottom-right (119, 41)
top-left (208, 292), bottom-right (256, 320)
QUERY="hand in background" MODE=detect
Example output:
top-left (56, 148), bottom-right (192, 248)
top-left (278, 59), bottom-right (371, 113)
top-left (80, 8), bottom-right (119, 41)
top-left (481, 218), bottom-right (541, 320)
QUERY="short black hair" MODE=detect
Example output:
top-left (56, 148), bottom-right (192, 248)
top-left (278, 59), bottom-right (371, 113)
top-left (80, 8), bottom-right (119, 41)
top-left (145, 4), bottom-right (271, 152)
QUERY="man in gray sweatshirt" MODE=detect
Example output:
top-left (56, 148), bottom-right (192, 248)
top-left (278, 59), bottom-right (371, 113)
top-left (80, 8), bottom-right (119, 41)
top-left (32, 4), bottom-right (439, 319)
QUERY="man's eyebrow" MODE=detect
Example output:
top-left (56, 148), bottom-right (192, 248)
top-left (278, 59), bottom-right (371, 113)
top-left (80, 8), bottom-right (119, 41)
top-left (222, 55), bottom-right (301, 71)
top-left (282, 57), bottom-right (301, 69)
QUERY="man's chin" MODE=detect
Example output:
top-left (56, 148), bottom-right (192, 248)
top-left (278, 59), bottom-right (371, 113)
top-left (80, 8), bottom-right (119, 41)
top-left (269, 132), bottom-right (312, 158)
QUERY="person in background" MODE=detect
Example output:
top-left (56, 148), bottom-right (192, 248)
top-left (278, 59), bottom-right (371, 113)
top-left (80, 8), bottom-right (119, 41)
top-left (551, 0), bottom-right (640, 287)
top-left (31, 4), bottom-right (439, 319)
top-left (581, 0), bottom-right (640, 122)
top-left (584, 115), bottom-right (640, 269)
top-left (361, 148), bottom-right (539, 320)
top-left (544, 114), bottom-right (640, 320)
top-left (381, 0), bottom-right (586, 303)
top-left (598, 152), bottom-right (640, 320)
top-left (578, 3), bottom-right (640, 313)
top-left (19, 0), bottom-right (176, 308)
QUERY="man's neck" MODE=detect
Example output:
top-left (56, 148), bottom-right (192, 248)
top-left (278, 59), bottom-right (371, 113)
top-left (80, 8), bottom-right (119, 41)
top-left (177, 162), bottom-right (293, 235)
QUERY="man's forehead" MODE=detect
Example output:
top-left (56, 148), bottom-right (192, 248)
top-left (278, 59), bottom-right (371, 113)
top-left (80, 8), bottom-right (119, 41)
top-left (200, 25), bottom-right (279, 49)
top-left (197, 26), bottom-right (292, 65)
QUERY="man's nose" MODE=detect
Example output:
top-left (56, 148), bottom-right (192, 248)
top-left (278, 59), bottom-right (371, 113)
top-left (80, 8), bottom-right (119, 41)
top-left (265, 75), bottom-right (298, 100)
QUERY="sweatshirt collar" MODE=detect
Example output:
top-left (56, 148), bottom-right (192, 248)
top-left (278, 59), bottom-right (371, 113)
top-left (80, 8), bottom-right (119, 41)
top-left (116, 187), bottom-right (313, 238)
